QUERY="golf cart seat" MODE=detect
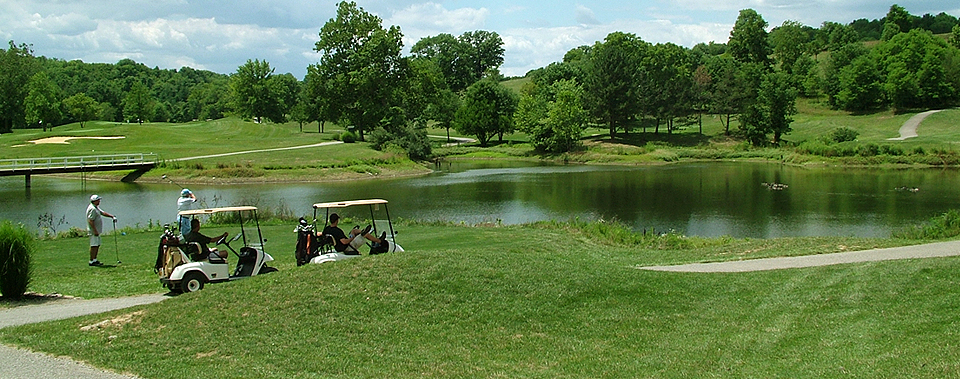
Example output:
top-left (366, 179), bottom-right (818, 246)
top-left (182, 242), bottom-right (227, 264)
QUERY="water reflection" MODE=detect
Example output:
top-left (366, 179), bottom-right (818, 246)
top-left (1, 162), bottom-right (957, 238)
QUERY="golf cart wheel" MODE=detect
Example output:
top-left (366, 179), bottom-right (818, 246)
top-left (180, 271), bottom-right (206, 293)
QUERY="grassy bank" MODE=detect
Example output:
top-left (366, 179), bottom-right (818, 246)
top-left (3, 220), bottom-right (959, 377)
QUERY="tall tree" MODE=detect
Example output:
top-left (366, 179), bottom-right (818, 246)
top-left (24, 71), bottom-right (62, 131)
top-left (63, 93), bottom-right (99, 128)
top-left (454, 80), bottom-right (517, 146)
top-left (122, 81), bottom-right (154, 124)
top-left (728, 9), bottom-right (772, 68)
top-left (583, 32), bottom-right (646, 138)
top-left (517, 79), bottom-right (587, 153)
top-left (314, 1), bottom-right (407, 141)
top-left (458, 30), bottom-right (505, 83)
top-left (411, 33), bottom-right (473, 92)
top-left (303, 64), bottom-right (339, 134)
top-left (884, 4), bottom-right (913, 33)
top-left (740, 72), bottom-right (797, 145)
top-left (231, 59), bottom-right (285, 123)
top-left (835, 54), bottom-right (884, 111)
top-left (770, 20), bottom-right (809, 76)
top-left (0, 41), bottom-right (38, 133)
top-left (951, 24), bottom-right (960, 50)
top-left (642, 43), bottom-right (693, 134)
top-left (704, 56), bottom-right (747, 135)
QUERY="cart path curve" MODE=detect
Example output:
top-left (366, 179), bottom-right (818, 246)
top-left (639, 240), bottom-right (960, 273)
top-left (172, 140), bottom-right (343, 161)
top-left (0, 293), bottom-right (168, 379)
top-left (887, 109), bottom-right (943, 141)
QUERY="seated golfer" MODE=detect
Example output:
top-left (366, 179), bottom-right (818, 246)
top-left (184, 219), bottom-right (228, 261)
top-left (321, 213), bottom-right (386, 255)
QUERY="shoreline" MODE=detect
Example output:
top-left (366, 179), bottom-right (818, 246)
top-left (39, 155), bottom-right (949, 185)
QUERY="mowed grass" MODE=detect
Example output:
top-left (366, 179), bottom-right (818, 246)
top-left (0, 118), bottom-right (431, 182)
top-left (3, 221), bottom-right (959, 378)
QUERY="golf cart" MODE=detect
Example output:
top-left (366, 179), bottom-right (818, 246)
top-left (158, 206), bottom-right (277, 293)
top-left (298, 199), bottom-right (404, 265)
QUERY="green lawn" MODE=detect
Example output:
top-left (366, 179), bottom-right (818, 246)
top-left (3, 220), bottom-right (958, 378)
top-left (0, 118), bottom-right (431, 182)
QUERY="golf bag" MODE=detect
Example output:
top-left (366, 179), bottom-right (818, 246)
top-left (155, 224), bottom-right (185, 278)
top-left (294, 218), bottom-right (319, 266)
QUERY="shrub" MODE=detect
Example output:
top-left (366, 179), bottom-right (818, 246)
top-left (831, 127), bottom-right (859, 143)
top-left (0, 221), bottom-right (33, 300)
top-left (857, 143), bottom-right (880, 157)
top-left (340, 131), bottom-right (357, 143)
top-left (879, 144), bottom-right (903, 156)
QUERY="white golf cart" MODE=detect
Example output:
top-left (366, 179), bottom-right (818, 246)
top-left (305, 199), bottom-right (404, 264)
top-left (158, 206), bottom-right (277, 293)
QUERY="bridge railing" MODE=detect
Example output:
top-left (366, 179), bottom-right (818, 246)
top-left (0, 153), bottom-right (158, 171)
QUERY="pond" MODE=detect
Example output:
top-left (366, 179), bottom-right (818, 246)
top-left (1, 161), bottom-right (957, 238)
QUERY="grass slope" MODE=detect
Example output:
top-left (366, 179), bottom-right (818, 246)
top-left (2, 222), bottom-right (958, 378)
top-left (0, 118), bottom-right (430, 182)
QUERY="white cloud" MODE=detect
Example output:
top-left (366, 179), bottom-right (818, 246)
top-left (3, 0), bottom-right (959, 80)
top-left (575, 5), bottom-right (601, 25)
top-left (388, 2), bottom-right (488, 31)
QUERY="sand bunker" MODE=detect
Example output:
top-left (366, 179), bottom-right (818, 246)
top-left (26, 136), bottom-right (125, 145)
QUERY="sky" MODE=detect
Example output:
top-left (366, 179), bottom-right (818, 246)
top-left (1, 1), bottom-right (958, 79)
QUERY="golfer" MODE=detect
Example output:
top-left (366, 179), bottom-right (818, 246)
top-left (177, 188), bottom-right (197, 235)
top-left (86, 194), bottom-right (116, 266)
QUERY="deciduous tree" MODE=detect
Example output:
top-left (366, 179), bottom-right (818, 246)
top-left (583, 32), bottom-right (646, 138)
top-left (231, 59), bottom-right (285, 123)
top-left (517, 79), bottom-right (587, 153)
top-left (454, 80), bottom-right (517, 146)
top-left (314, 1), bottom-right (407, 141)
top-left (122, 81), bottom-right (154, 124)
top-left (728, 9), bottom-right (772, 68)
top-left (740, 72), bottom-right (797, 145)
top-left (24, 71), bottom-right (62, 131)
top-left (63, 93), bottom-right (99, 128)
top-left (0, 41), bottom-right (38, 133)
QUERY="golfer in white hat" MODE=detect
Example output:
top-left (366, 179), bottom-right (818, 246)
top-left (86, 194), bottom-right (116, 266)
top-left (177, 188), bottom-right (197, 235)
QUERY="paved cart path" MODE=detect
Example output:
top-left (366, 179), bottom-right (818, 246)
top-left (887, 109), bottom-right (943, 141)
top-left (0, 294), bottom-right (168, 379)
top-left (639, 240), bottom-right (960, 273)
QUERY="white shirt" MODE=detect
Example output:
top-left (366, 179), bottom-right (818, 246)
top-left (86, 203), bottom-right (104, 234)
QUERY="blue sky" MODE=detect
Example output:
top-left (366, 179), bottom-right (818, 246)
top-left (1, 1), bottom-right (958, 79)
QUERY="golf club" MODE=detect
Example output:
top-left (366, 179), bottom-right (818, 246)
top-left (112, 218), bottom-right (121, 264)
top-left (161, 174), bottom-right (186, 189)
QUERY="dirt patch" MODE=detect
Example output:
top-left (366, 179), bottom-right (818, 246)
top-left (0, 292), bottom-right (76, 309)
top-left (79, 310), bottom-right (145, 331)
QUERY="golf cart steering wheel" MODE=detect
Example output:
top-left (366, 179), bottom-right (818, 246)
top-left (216, 233), bottom-right (239, 245)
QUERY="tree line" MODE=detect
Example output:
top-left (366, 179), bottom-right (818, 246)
top-left (1, 2), bottom-right (958, 155)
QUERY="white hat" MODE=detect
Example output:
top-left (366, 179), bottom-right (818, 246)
top-left (90, 194), bottom-right (102, 202)
top-left (181, 188), bottom-right (192, 196)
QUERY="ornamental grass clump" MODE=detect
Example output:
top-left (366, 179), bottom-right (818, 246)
top-left (0, 221), bottom-right (33, 300)
top-left (892, 209), bottom-right (960, 240)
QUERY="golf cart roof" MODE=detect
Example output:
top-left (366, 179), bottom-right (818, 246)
top-left (312, 199), bottom-right (388, 209)
top-left (178, 206), bottom-right (258, 216)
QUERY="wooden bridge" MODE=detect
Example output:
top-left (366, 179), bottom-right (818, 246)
top-left (0, 153), bottom-right (158, 187)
